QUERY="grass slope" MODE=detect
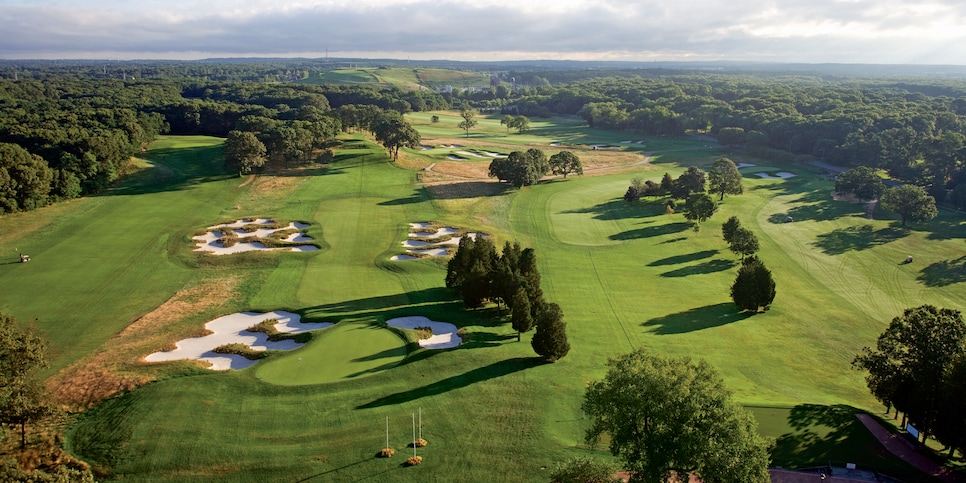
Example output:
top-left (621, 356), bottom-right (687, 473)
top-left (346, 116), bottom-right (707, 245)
top-left (5, 117), bottom-right (957, 482)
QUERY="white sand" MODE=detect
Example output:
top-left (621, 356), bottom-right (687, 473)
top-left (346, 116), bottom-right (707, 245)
top-left (456, 150), bottom-right (487, 158)
top-left (387, 316), bottom-right (461, 349)
top-left (193, 219), bottom-right (319, 255)
top-left (482, 151), bottom-right (507, 158)
top-left (401, 239), bottom-right (432, 248)
top-left (407, 248), bottom-right (449, 257)
top-left (735, 163), bottom-right (757, 169)
top-left (446, 155), bottom-right (464, 161)
top-left (409, 222), bottom-right (433, 229)
top-left (755, 171), bottom-right (798, 179)
top-left (144, 311), bottom-right (332, 370)
top-left (390, 254), bottom-right (419, 261)
top-left (394, 224), bottom-right (481, 261)
top-left (411, 227), bottom-right (459, 239)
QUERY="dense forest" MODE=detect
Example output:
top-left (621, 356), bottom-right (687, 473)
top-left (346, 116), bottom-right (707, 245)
top-left (2, 61), bottom-right (965, 214)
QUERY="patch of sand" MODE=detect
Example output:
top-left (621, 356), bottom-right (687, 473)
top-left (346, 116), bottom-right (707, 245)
top-left (391, 223), bottom-right (480, 260)
top-left (193, 219), bottom-right (319, 255)
top-left (144, 311), bottom-right (332, 370)
top-left (387, 316), bottom-right (461, 349)
top-left (735, 163), bottom-right (757, 169)
top-left (455, 150), bottom-right (488, 158)
top-left (755, 171), bottom-right (797, 179)
top-left (48, 277), bottom-right (241, 409)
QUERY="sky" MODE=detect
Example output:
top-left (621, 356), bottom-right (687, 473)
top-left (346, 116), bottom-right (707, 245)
top-left (1, 0), bottom-right (965, 64)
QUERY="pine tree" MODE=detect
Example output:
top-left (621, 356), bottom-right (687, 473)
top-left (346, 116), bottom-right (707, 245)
top-left (730, 256), bottom-right (776, 312)
top-left (531, 303), bottom-right (570, 361)
top-left (511, 289), bottom-right (534, 341)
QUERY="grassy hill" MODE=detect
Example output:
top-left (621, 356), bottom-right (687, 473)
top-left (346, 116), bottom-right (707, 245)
top-left (298, 67), bottom-right (490, 90)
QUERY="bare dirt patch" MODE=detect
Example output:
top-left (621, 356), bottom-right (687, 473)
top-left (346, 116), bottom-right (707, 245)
top-left (47, 276), bottom-right (241, 410)
top-left (237, 173), bottom-right (256, 187)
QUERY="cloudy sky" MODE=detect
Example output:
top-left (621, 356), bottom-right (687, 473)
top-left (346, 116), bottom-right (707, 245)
top-left (1, 0), bottom-right (965, 64)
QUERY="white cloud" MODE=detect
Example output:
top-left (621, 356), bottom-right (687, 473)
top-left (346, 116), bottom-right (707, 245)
top-left (0, 0), bottom-right (964, 63)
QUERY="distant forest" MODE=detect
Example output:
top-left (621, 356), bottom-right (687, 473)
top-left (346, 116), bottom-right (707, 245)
top-left (2, 60), bottom-right (965, 213)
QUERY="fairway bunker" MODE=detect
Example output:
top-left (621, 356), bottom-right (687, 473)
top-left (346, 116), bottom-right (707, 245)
top-left (386, 316), bottom-right (461, 349)
top-left (144, 311), bottom-right (332, 370)
top-left (193, 218), bottom-right (320, 255)
top-left (755, 171), bottom-right (797, 179)
top-left (391, 222), bottom-right (483, 261)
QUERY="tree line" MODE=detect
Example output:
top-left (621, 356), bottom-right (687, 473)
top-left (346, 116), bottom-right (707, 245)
top-left (445, 237), bottom-right (570, 361)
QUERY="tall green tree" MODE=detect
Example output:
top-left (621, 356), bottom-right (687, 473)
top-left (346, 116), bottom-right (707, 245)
top-left (934, 354), bottom-right (966, 457)
top-left (708, 157), bottom-right (743, 200)
top-left (511, 115), bottom-right (531, 133)
top-left (549, 151), bottom-right (583, 178)
top-left (880, 184), bottom-right (938, 226)
top-left (722, 216), bottom-right (742, 245)
top-left (728, 226), bottom-right (760, 259)
top-left (511, 289), bottom-right (534, 342)
top-left (531, 303), bottom-right (570, 362)
top-left (0, 143), bottom-right (53, 213)
top-left (730, 256), bottom-right (776, 312)
top-left (684, 193), bottom-right (718, 227)
top-left (671, 167), bottom-right (706, 199)
top-left (373, 112), bottom-right (421, 162)
top-left (458, 109), bottom-right (478, 138)
top-left (0, 313), bottom-right (56, 450)
top-left (500, 114), bottom-right (514, 133)
top-left (223, 130), bottom-right (267, 175)
top-left (583, 349), bottom-right (771, 483)
top-left (853, 306), bottom-right (966, 441)
top-left (834, 166), bottom-right (885, 201)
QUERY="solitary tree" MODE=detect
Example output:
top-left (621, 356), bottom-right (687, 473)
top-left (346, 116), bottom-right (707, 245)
top-left (708, 157), bottom-right (744, 200)
top-left (223, 130), bottom-right (267, 175)
top-left (852, 305), bottom-right (966, 441)
top-left (583, 348), bottom-right (771, 483)
top-left (531, 303), bottom-right (570, 362)
top-left (549, 151), bottom-right (583, 178)
top-left (835, 166), bottom-right (885, 201)
top-left (511, 115), bottom-right (531, 133)
top-left (500, 115), bottom-right (514, 133)
top-left (458, 109), bottom-right (478, 138)
top-left (728, 226), bottom-right (760, 259)
top-left (671, 167), bottom-right (706, 199)
top-left (373, 112), bottom-right (421, 161)
top-left (684, 193), bottom-right (718, 227)
top-left (880, 184), bottom-right (938, 226)
top-left (0, 313), bottom-right (56, 449)
top-left (730, 256), bottom-right (776, 312)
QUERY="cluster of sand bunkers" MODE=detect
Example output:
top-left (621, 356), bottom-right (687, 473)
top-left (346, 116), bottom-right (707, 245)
top-left (391, 222), bottom-right (482, 261)
top-left (734, 162), bottom-right (797, 179)
top-left (145, 219), bottom-right (464, 370)
top-left (192, 218), bottom-right (319, 255)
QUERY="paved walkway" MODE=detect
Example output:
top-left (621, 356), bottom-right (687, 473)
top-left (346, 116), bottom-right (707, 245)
top-left (855, 413), bottom-right (964, 482)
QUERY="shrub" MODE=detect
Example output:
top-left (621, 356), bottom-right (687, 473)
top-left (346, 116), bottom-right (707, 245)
top-left (212, 343), bottom-right (266, 360)
top-left (413, 438), bottom-right (427, 447)
top-left (405, 456), bottom-right (423, 466)
top-left (413, 326), bottom-right (433, 340)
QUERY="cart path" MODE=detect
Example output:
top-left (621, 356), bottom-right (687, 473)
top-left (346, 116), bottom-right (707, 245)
top-left (855, 413), bottom-right (964, 482)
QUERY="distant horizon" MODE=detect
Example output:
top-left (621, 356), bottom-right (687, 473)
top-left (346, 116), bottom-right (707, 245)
top-left (2, 1), bottom-right (965, 66)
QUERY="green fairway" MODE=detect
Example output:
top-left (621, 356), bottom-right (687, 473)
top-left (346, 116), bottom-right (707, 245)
top-left (256, 321), bottom-right (410, 386)
top-left (1, 116), bottom-right (957, 481)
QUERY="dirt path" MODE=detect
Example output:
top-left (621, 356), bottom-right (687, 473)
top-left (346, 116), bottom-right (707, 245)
top-left (855, 413), bottom-right (964, 482)
top-left (238, 173), bottom-right (256, 187)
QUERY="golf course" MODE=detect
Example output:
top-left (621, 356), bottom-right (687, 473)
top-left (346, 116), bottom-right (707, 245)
top-left (1, 111), bottom-right (964, 482)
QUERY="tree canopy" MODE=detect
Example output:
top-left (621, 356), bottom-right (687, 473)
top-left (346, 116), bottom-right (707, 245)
top-left (223, 130), bottom-right (267, 175)
top-left (488, 148), bottom-right (549, 187)
top-left (373, 111), bottom-right (421, 162)
top-left (458, 109), bottom-right (478, 138)
top-left (835, 166), bottom-right (885, 201)
top-left (880, 184), bottom-right (938, 226)
top-left (683, 193), bottom-right (718, 226)
top-left (730, 256), bottom-right (776, 312)
top-left (549, 151), bottom-right (583, 178)
top-left (853, 305), bottom-right (966, 444)
top-left (708, 157), bottom-right (743, 200)
top-left (583, 348), bottom-right (771, 483)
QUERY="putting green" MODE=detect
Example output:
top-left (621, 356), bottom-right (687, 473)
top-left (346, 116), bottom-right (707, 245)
top-left (255, 321), bottom-right (409, 386)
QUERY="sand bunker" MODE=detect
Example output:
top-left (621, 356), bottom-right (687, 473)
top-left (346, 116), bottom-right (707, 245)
top-left (193, 218), bottom-right (320, 255)
top-left (387, 316), bottom-right (461, 349)
top-left (144, 311), bottom-right (332, 370)
top-left (391, 223), bottom-right (481, 261)
top-left (735, 163), bottom-right (757, 169)
top-left (755, 171), bottom-right (797, 179)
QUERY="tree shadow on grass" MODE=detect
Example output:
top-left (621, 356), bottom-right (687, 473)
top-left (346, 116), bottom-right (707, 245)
top-left (378, 186), bottom-right (431, 206)
top-left (424, 181), bottom-right (510, 200)
top-left (610, 222), bottom-right (690, 241)
top-left (648, 249), bottom-right (719, 266)
top-left (356, 357), bottom-right (546, 409)
top-left (813, 225), bottom-right (909, 255)
top-left (660, 259), bottom-right (736, 277)
top-left (642, 303), bottom-right (753, 335)
top-left (770, 404), bottom-right (866, 467)
top-left (917, 256), bottom-right (966, 287)
top-left (301, 288), bottom-right (460, 320)
top-left (561, 198), bottom-right (667, 222)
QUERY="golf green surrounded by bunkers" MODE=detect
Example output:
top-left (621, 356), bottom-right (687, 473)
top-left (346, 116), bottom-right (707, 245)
top-left (1, 113), bottom-right (964, 482)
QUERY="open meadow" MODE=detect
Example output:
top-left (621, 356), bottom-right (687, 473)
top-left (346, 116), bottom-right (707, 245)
top-left (1, 114), bottom-right (964, 481)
